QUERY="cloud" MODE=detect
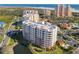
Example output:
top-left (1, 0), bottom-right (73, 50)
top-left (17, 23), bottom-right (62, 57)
top-left (72, 8), bottom-right (79, 12)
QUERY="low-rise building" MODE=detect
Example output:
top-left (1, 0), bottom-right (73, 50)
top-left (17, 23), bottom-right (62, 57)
top-left (70, 23), bottom-right (79, 29)
top-left (56, 39), bottom-right (70, 49)
top-left (56, 39), bottom-right (65, 46)
top-left (59, 23), bottom-right (72, 29)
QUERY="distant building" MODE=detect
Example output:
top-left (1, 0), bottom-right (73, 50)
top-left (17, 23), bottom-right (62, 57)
top-left (38, 9), bottom-right (51, 16)
top-left (56, 4), bottom-right (64, 17)
top-left (56, 39), bottom-right (65, 46)
top-left (55, 4), bottom-right (72, 17)
top-left (23, 10), bottom-right (39, 22)
top-left (72, 12), bottom-right (79, 17)
top-left (43, 9), bottom-right (51, 17)
top-left (59, 23), bottom-right (71, 29)
top-left (56, 39), bottom-right (70, 49)
top-left (22, 20), bottom-right (57, 48)
top-left (66, 5), bottom-right (72, 17)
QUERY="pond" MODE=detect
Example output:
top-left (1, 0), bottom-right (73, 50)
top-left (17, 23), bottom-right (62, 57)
top-left (0, 21), bottom-right (5, 28)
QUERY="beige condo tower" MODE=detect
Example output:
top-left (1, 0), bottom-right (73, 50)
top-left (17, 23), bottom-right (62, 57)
top-left (56, 4), bottom-right (72, 17)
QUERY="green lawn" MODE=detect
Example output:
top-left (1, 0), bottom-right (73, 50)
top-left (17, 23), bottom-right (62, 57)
top-left (0, 16), bottom-right (14, 23)
top-left (0, 15), bottom-right (17, 43)
top-left (8, 38), bottom-right (15, 46)
top-left (0, 35), bottom-right (3, 43)
top-left (28, 43), bottom-right (64, 54)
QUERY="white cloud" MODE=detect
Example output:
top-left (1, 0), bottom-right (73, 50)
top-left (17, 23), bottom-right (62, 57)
top-left (72, 8), bottom-right (79, 12)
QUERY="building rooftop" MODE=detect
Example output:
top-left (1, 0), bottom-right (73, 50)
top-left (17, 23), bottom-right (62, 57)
top-left (23, 20), bottom-right (57, 31)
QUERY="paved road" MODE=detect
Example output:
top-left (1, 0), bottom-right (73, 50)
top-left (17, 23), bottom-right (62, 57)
top-left (73, 48), bottom-right (79, 54)
top-left (2, 42), bottom-right (18, 54)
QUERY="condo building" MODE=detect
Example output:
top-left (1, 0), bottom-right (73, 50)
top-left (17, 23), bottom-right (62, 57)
top-left (56, 4), bottom-right (64, 17)
top-left (43, 9), bottom-right (51, 17)
top-left (22, 20), bottom-right (57, 48)
top-left (55, 4), bottom-right (72, 17)
top-left (23, 10), bottom-right (39, 22)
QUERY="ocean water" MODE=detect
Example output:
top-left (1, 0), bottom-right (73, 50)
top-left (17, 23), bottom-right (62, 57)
top-left (0, 4), bottom-right (79, 9)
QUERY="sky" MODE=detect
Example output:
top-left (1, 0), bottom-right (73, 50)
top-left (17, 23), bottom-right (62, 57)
top-left (0, 4), bottom-right (79, 12)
